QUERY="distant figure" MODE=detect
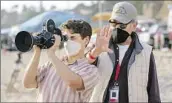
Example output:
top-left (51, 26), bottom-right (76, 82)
top-left (6, 52), bottom-right (25, 93)
top-left (154, 31), bottom-right (164, 50)
top-left (15, 52), bottom-right (22, 64)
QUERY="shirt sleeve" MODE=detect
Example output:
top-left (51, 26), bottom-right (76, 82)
top-left (147, 52), bottom-right (161, 103)
top-left (75, 64), bottom-right (99, 93)
top-left (91, 57), bottom-right (99, 66)
top-left (36, 61), bottom-right (51, 84)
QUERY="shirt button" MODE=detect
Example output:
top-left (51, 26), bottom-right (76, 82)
top-left (116, 47), bottom-right (118, 49)
top-left (116, 59), bottom-right (119, 61)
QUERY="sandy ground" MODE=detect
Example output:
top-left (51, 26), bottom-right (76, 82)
top-left (1, 49), bottom-right (172, 102)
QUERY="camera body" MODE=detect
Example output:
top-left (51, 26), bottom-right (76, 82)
top-left (15, 19), bottom-right (67, 52)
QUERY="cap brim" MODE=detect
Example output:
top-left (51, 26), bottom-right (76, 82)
top-left (109, 16), bottom-right (131, 24)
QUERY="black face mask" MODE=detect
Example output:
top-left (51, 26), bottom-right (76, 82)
top-left (112, 28), bottom-right (130, 43)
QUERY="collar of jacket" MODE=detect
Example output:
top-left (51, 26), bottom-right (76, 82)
top-left (127, 32), bottom-right (143, 71)
top-left (132, 32), bottom-right (143, 54)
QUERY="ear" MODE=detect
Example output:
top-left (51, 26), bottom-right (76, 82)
top-left (84, 36), bottom-right (90, 46)
top-left (133, 22), bottom-right (137, 28)
top-left (132, 22), bottom-right (137, 32)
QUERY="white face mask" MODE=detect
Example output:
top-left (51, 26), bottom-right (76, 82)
top-left (64, 40), bottom-right (81, 57)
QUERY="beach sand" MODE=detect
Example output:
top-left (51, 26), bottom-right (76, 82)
top-left (1, 50), bottom-right (172, 102)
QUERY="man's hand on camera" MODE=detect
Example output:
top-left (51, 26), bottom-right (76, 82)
top-left (47, 35), bottom-right (61, 54)
top-left (33, 45), bottom-right (41, 53)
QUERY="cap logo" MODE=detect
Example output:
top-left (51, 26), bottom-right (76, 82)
top-left (114, 6), bottom-right (127, 14)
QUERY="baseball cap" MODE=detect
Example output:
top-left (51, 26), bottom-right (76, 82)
top-left (109, 1), bottom-right (137, 24)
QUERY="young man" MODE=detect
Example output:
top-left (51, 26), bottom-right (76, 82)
top-left (87, 2), bottom-right (161, 103)
top-left (23, 20), bottom-right (99, 102)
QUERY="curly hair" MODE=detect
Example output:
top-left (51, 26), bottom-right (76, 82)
top-left (61, 19), bottom-right (92, 39)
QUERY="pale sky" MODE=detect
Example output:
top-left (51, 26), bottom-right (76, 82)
top-left (1, 1), bottom-right (96, 12)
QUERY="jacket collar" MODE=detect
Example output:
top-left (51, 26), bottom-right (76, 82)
top-left (132, 32), bottom-right (143, 54)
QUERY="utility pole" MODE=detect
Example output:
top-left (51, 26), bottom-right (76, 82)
top-left (40, 1), bottom-right (44, 13)
top-left (98, 1), bottom-right (103, 28)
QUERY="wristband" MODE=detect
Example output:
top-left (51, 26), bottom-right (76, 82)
top-left (89, 52), bottom-right (96, 60)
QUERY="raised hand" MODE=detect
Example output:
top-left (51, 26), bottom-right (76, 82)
top-left (94, 25), bottom-right (113, 54)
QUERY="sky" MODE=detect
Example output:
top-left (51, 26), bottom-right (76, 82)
top-left (1, 1), bottom-right (96, 12)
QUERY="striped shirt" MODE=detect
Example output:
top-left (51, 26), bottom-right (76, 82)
top-left (36, 58), bottom-right (99, 102)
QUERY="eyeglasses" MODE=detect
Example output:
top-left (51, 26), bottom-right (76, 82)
top-left (109, 19), bottom-right (134, 24)
top-left (109, 19), bottom-right (134, 29)
top-left (109, 19), bottom-right (123, 25)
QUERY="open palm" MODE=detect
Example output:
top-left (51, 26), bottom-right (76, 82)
top-left (95, 25), bottom-right (113, 53)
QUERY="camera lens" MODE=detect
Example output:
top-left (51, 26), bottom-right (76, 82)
top-left (44, 32), bottom-right (52, 40)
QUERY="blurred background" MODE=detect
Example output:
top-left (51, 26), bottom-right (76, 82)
top-left (1, 0), bottom-right (172, 102)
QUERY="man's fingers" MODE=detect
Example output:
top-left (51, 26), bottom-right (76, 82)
top-left (97, 29), bottom-right (101, 37)
top-left (100, 26), bottom-right (106, 36)
top-left (103, 25), bottom-right (108, 37)
top-left (54, 35), bottom-right (61, 42)
top-left (99, 27), bottom-right (104, 36)
top-left (107, 26), bottom-right (112, 39)
top-left (104, 26), bottom-right (109, 38)
top-left (54, 34), bottom-right (60, 39)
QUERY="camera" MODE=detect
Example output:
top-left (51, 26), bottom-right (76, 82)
top-left (15, 19), bottom-right (68, 52)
